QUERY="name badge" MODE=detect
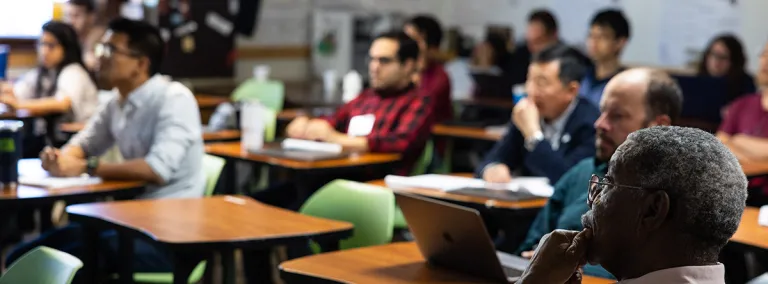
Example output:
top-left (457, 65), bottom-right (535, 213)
top-left (347, 114), bottom-right (376, 137)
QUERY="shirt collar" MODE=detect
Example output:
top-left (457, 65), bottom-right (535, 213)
top-left (542, 97), bottom-right (579, 131)
top-left (618, 264), bottom-right (725, 284)
top-left (125, 74), bottom-right (168, 108)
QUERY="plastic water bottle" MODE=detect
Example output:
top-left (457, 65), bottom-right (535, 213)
top-left (240, 100), bottom-right (268, 152)
top-left (512, 84), bottom-right (526, 104)
top-left (342, 70), bottom-right (363, 103)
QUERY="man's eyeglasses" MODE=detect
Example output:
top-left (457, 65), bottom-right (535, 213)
top-left (588, 174), bottom-right (646, 207)
top-left (367, 56), bottom-right (398, 65)
top-left (94, 43), bottom-right (141, 59)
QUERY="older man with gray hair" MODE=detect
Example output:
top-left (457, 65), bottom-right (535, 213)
top-left (516, 126), bottom-right (748, 284)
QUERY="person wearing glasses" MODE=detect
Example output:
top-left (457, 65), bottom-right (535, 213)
top-left (0, 21), bottom-right (98, 156)
top-left (515, 68), bottom-right (682, 279)
top-left (285, 31), bottom-right (435, 176)
top-left (517, 126), bottom-right (746, 284)
top-left (6, 18), bottom-right (204, 278)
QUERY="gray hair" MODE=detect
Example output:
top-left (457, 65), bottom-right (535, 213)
top-left (612, 126), bottom-right (747, 254)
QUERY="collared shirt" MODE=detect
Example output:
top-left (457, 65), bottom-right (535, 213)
top-left (324, 85), bottom-right (435, 175)
top-left (68, 75), bottom-right (205, 199)
top-left (541, 98), bottom-right (579, 151)
top-left (618, 264), bottom-right (725, 284)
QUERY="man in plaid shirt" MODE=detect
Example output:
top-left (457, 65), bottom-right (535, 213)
top-left (287, 31), bottom-right (435, 175)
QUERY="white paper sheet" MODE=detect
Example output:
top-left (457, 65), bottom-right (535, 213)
top-left (760, 205), bottom-right (768, 227)
top-left (384, 174), bottom-right (554, 198)
top-left (17, 159), bottom-right (102, 189)
top-left (281, 138), bottom-right (343, 154)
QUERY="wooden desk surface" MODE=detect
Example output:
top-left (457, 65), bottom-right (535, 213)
top-left (432, 124), bottom-right (504, 141)
top-left (67, 195), bottom-right (353, 247)
top-left (367, 174), bottom-right (548, 210)
top-left (740, 160), bottom-right (768, 177)
top-left (280, 242), bottom-right (614, 284)
top-left (730, 207), bottom-right (768, 250)
top-left (60, 122), bottom-right (240, 142)
top-left (194, 94), bottom-right (229, 109)
top-left (205, 141), bottom-right (401, 170)
top-left (0, 108), bottom-right (62, 119)
top-left (277, 107), bottom-right (337, 121)
top-left (2, 159), bottom-right (145, 207)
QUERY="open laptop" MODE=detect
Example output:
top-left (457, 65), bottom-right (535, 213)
top-left (673, 75), bottom-right (728, 124)
top-left (395, 192), bottom-right (529, 283)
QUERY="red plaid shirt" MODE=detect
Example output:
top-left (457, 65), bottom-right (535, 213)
top-left (419, 63), bottom-right (452, 123)
top-left (324, 85), bottom-right (435, 174)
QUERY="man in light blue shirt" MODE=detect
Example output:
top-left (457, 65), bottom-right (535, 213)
top-left (7, 18), bottom-right (203, 278)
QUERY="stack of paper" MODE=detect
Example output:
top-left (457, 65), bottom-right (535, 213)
top-left (384, 174), bottom-right (555, 198)
top-left (760, 205), bottom-right (768, 227)
top-left (17, 159), bottom-right (102, 189)
top-left (281, 138), bottom-right (343, 153)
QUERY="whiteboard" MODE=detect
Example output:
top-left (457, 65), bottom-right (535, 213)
top-left (0, 0), bottom-right (54, 39)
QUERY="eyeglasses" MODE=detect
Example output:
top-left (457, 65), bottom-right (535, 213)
top-left (94, 43), bottom-right (141, 59)
top-left (367, 56), bottom-right (398, 65)
top-left (588, 174), bottom-right (646, 207)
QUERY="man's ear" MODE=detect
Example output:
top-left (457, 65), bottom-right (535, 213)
top-left (637, 190), bottom-right (671, 234)
top-left (567, 81), bottom-right (581, 96)
top-left (648, 115), bottom-right (672, 127)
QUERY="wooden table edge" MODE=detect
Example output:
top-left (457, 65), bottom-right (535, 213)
top-left (0, 182), bottom-right (146, 207)
top-left (432, 124), bottom-right (503, 141)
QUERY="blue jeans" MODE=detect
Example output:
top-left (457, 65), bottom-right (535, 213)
top-left (6, 223), bottom-right (173, 283)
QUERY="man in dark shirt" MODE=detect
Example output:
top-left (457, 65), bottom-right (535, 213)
top-left (404, 15), bottom-right (452, 123)
top-left (286, 31), bottom-right (434, 175)
top-left (580, 9), bottom-right (630, 106)
top-left (508, 9), bottom-right (562, 86)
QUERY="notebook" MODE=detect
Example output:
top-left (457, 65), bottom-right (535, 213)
top-left (17, 159), bottom-right (102, 189)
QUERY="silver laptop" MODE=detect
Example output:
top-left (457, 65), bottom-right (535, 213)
top-left (395, 192), bottom-right (529, 283)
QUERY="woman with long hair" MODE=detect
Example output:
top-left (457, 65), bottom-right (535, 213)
top-left (0, 21), bottom-right (98, 155)
top-left (697, 34), bottom-right (756, 104)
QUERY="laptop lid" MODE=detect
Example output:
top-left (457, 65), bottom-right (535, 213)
top-left (673, 75), bottom-right (728, 124)
top-left (395, 192), bottom-right (509, 282)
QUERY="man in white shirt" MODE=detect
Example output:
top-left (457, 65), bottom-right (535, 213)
top-left (517, 126), bottom-right (747, 284)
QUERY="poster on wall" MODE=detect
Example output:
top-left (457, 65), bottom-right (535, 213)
top-left (550, 0), bottom-right (622, 48)
top-left (658, 0), bottom-right (740, 67)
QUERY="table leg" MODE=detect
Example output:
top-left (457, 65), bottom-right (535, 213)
top-left (80, 227), bottom-right (100, 284)
top-left (38, 206), bottom-right (53, 233)
top-left (118, 232), bottom-right (135, 284)
top-left (172, 252), bottom-right (202, 284)
top-left (222, 158), bottom-right (237, 195)
top-left (221, 249), bottom-right (236, 284)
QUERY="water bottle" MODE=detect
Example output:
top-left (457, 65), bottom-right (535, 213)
top-left (0, 120), bottom-right (24, 190)
top-left (342, 70), bottom-right (363, 103)
top-left (0, 45), bottom-right (8, 80)
top-left (512, 84), bottom-right (526, 104)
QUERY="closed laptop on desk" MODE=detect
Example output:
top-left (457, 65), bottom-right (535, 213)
top-left (249, 139), bottom-right (349, 161)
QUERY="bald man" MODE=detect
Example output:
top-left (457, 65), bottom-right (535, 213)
top-left (515, 68), bottom-right (683, 278)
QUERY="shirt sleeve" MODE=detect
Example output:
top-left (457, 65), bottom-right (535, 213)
top-left (143, 84), bottom-right (203, 183)
top-left (55, 64), bottom-right (98, 122)
top-left (67, 101), bottom-right (115, 157)
top-left (366, 95), bottom-right (435, 153)
top-left (12, 70), bottom-right (38, 100)
top-left (719, 97), bottom-right (746, 135)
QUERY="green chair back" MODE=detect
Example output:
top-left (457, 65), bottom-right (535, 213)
top-left (300, 180), bottom-right (395, 251)
top-left (202, 154), bottom-right (226, 197)
top-left (231, 79), bottom-right (285, 111)
top-left (0, 246), bottom-right (83, 284)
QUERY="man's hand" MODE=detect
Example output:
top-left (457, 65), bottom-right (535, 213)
top-left (518, 229), bottom-right (592, 284)
top-left (303, 119), bottom-right (342, 142)
top-left (512, 98), bottom-right (542, 140)
top-left (521, 250), bottom-right (535, 259)
top-left (482, 164), bottom-right (512, 184)
top-left (40, 147), bottom-right (87, 177)
top-left (0, 83), bottom-right (18, 109)
top-left (286, 116), bottom-right (310, 138)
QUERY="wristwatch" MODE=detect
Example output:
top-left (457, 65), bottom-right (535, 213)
top-left (524, 131), bottom-right (544, 152)
top-left (86, 157), bottom-right (100, 176)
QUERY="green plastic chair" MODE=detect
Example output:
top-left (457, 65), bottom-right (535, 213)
top-left (231, 79), bottom-right (286, 192)
top-left (300, 180), bottom-right (395, 251)
top-left (130, 154), bottom-right (225, 283)
top-left (0, 246), bottom-right (83, 284)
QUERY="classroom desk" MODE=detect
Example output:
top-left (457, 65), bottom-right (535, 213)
top-left (0, 108), bottom-right (62, 119)
top-left (740, 160), bottom-right (768, 177)
top-left (277, 107), bottom-right (337, 122)
top-left (67, 195), bottom-right (354, 284)
top-left (205, 141), bottom-right (401, 170)
top-left (59, 122), bottom-right (241, 143)
top-left (280, 242), bottom-right (614, 284)
top-left (432, 124), bottom-right (504, 141)
top-left (4, 159), bottom-right (146, 209)
top-left (730, 207), bottom-right (768, 251)
top-left (367, 174), bottom-right (548, 210)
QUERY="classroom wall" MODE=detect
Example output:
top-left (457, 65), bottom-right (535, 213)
top-left (242, 0), bottom-right (768, 82)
